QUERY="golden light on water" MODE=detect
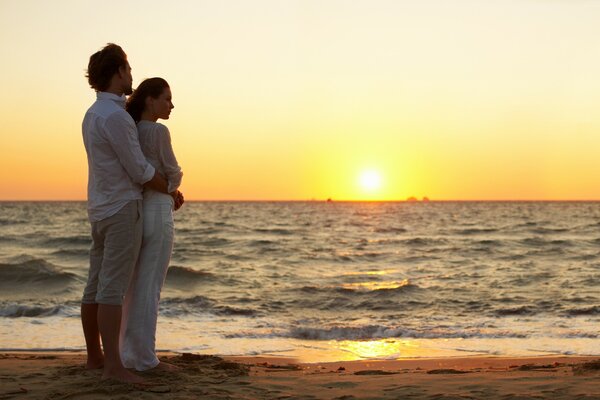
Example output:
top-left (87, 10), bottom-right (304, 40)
top-left (337, 339), bottom-right (421, 360)
top-left (341, 279), bottom-right (411, 291)
top-left (342, 270), bottom-right (397, 276)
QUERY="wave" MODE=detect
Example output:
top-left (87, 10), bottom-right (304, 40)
top-left (253, 228), bottom-right (294, 235)
top-left (520, 237), bottom-right (547, 247)
top-left (530, 227), bottom-right (570, 234)
top-left (475, 239), bottom-right (502, 246)
top-left (44, 235), bottom-right (91, 247)
top-left (177, 227), bottom-right (221, 235)
top-left (248, 239), bottom-right (276, 247)
top-left (159, 296), bottom-right (260, 317)
top-left (564, 306), bottom-right (600, 316)
top-left (374, 227), bottom-right (407, 234)
top-left (51, 248), bottom-right (88, 257)
top-left (195, 237), bottom-right (231, 247)
top-left (569, 253), bottom-right (599, 261)
top-left (0, 303), bottom-right (78, 318)
top-left (507, 272), bottom-right (555, 286)
top-left (298, 281), bottom-right (421, 296)
top-left (519, 237), bottom-right (575, 248)
top-left (0, 258), bottom-right (79, 287)
top-left (454, 228), bottom-right (498, 235)
top-left (165, 265), bottom-right (216, 286)
top-left (161, 295), bottom-right (213, 307)
top-left (0, 217), bottom-right (29, 226)
top-left (288, 285), bottom-right (427, 312)
top-left (283, 325), bottom-right (528, 341)
top-left (400, 237), bottom-right (448, 246)
top-left (494, 306), bottom-right (537, 316)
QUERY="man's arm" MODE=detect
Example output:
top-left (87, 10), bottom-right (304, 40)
top-left (103, 113), bottom-right (183, 209)
top-left (144, 171), bottom-right (169, 193)
top-left (144, 172), bottom-right (185, 210)
top-left (104, 113), bottom-right (156, 184)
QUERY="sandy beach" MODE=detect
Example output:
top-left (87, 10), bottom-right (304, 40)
top-left (1, 352), bottom-right (599, 399)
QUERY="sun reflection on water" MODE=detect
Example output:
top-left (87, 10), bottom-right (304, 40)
top-left (336, 339), bottom-right (421, 360)
top-left (342, 269), bottom-right (397, 276)
top-left (341, 279), bottom-right (411, 291)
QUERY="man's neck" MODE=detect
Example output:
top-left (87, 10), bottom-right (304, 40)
top-left (103, 87), bottom-right (124, 96)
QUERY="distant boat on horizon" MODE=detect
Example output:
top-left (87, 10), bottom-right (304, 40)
top-left (407, 196), bottom-right (430, 202)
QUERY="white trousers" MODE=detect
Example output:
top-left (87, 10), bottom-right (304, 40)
top-left (120, 190), bottom-right (174, 371)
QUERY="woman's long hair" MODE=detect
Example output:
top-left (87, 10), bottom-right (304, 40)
top-left (126, 77), bottom-right (170, 123)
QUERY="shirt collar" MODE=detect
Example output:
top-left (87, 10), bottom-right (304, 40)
top-left (97, 92), bottom-right (127, 108)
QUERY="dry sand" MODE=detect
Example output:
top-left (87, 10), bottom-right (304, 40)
top-left (1, 352), bottom-right (599, 399)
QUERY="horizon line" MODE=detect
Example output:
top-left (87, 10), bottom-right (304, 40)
top-left (3, 199), bottom-right (600, 203)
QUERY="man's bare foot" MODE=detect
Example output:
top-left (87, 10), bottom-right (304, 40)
top-left (86, 357), bottom-right (104, 369)
top-left (151, 361), bottom-right (181, 372)
top-left (101, 367), bottom-right (145, 384)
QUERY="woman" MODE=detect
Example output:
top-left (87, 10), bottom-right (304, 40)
top-left (120, 77), bottom-right (183, 371)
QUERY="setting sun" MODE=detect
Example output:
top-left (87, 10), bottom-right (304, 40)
top-left (358, 170), bottom-right (382, 192)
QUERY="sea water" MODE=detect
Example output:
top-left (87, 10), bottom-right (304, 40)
top-left (1, 201), bottom-right (599, 362)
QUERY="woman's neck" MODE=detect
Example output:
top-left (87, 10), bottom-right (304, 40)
top-left (140, 110), bottom-right (158, 122)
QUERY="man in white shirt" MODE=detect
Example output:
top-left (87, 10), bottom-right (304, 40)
top-left (81, 43), bottom-right (181, 383)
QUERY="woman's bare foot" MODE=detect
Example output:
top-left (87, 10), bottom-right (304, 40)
top-left (151, 361), bottom-right (181, 372)
top-left (101, 367), bottom-right (145, 384)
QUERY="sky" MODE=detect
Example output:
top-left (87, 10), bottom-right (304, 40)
top-left (1, 0), bottom-right (600, 201)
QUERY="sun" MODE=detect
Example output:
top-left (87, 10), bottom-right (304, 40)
top-left (358, 170), bottom-right (382, 192)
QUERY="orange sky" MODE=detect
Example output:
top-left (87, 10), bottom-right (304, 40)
top-left (2, 0), bottom-right (600, 200)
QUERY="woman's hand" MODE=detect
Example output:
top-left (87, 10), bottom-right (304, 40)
top-left (173, 190), bottom-right (184, 210)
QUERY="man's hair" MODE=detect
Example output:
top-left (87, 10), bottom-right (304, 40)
top-left (86, 43), bottom-right (128, 92)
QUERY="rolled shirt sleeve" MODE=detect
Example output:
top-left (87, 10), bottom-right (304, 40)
top-left (104, 112), bottom-right (155, 185)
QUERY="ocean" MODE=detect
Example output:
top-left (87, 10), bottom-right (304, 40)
top-left (1, 201), bottom-right (599, 362)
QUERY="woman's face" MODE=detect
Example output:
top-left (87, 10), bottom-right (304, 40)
top-left (149, 87), bottom-right (174, 120)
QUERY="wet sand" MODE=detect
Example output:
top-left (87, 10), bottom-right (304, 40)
top-left (1, 352), bottom-right (599, 399)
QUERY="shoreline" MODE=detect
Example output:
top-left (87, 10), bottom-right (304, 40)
top-left (1, 351), bottom-right (599, 399)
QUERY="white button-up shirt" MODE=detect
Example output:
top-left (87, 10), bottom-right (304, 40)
top-left (82, 92), bottom-right (155, 222)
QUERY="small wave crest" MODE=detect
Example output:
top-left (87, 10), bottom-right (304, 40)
top-left (285, 325), bottom-right (527, 341)
top-left (254, 228), bottom-right (294, 235)
top-left (454, 228), bottom-right (498, 235)
top-left (51, 248), bottom-right (87, 257)
top-left (401, 237), bottom-right (448, 246)
top-left (165, 266), bottom-right (216, 287)
top-left (494, 306), bottom-right (537, 316)
top-left (0, 217), bottom-right (29, 226)
top-left (196, 237), bottom-right (231, 247)
top-left (564, 306), bottom-right (600, 316)
top-left (44, 235), bottom-right (91, 247)
top-left (374, 227), bottom-right (407, 234)
top-left (0, 303), bottom-right (78, 318)
top-left (519, 237), bottom-right (573, 247)
top-left (160, 296), bottom-right (260, 317)
top-left (0, 258), bottom-right (79, 287)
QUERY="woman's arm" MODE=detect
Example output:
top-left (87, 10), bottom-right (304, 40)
top-left (156, 124), bottom-right (183, 194)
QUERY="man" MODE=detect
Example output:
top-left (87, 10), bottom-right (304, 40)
top-left (81, 43), bottom-right (182, 383)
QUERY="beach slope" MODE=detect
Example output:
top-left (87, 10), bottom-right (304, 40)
top-left (1, 352), bottom-right (599, 399)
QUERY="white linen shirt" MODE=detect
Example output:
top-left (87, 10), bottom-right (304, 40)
top-left (137, 121), bottom-right (183, 194)
top-left (82, 92), bottom-right (155, 222)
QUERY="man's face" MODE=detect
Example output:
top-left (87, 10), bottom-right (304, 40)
top-left (121, 62), bottom-right (133, 95)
